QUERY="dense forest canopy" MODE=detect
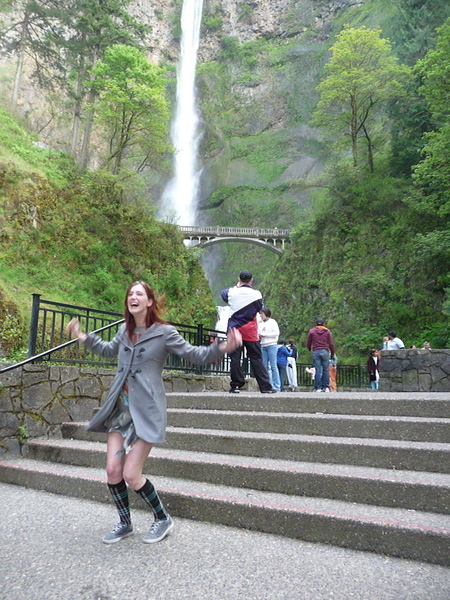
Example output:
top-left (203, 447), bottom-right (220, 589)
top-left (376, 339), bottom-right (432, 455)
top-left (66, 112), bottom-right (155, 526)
top-left (0, 0), bottom-right (450, 361)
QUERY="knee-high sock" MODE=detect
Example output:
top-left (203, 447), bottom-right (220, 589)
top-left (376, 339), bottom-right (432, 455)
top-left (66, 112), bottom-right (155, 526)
top-left (107, 479), bottom-right (131, 526)
top-left (135, 478), bottom-right (169, 521)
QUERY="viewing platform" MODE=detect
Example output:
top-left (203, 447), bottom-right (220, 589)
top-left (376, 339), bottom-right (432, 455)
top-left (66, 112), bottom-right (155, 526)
top-left (179, 226), bottom-right (290, 255)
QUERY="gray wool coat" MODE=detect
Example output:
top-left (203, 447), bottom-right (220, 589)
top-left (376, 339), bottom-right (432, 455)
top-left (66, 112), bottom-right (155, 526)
top-left (84, 322), bottom-right (224, 444)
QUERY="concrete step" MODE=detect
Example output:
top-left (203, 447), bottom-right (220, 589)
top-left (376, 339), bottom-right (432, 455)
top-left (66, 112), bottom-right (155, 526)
top-left (167, 408), bottom-right (450, 442)
top-left (61, 422), bottom-right (450, 474)
top-left (0, 457), bottom-right (449, 566)
top-left (166, 391), bottom-right (450, 418)
top-left (25, 438), bottom-right (450, 514)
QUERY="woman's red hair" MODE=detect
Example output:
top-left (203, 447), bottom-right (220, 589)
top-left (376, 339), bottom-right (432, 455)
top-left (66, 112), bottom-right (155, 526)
top-left (124, 281), bottom-right (166, 336)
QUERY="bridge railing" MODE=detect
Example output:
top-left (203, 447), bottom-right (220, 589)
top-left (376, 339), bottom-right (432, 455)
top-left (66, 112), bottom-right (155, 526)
top-left (179, 226), bottom-right (290, 239)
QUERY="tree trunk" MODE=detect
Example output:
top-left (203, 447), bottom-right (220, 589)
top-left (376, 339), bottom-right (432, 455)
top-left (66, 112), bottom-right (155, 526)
top-left (350, 96), bottom-right (358, 168)
top-left (11, 10), bottom-right (29, 110)
top-left (362, 124), bottom-right (374, 173)
top-left (70, 45), bottom-right (86, 158)
top-left (79, 46), bottom-right (98, 169)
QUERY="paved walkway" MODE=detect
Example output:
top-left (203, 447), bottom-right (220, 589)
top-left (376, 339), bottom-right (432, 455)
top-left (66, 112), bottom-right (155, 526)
top-left (2, 483), bottom-right (450, 600)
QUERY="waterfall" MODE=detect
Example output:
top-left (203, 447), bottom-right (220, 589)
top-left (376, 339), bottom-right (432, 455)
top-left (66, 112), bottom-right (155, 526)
top-left (159, 0), bottom-right (204, 226)
top-left (215, 305), bottom-right (230, 333)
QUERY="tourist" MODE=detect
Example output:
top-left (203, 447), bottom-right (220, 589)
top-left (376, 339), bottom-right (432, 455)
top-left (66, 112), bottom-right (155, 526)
top-left (276, 339), bottom-right (293, 392)
top-left (306, 318), bottom-right (336, 392)
top-left (67, 281), bottom-right (242, 544)
top-left (258, 307), bottom-right (281, 391)
top-left (287, 338), bottom-right (298, 391)
top-left (220, 271), bottom-right (275, 393)
top-left (366, 349), bottom-right (380, 390)
top-left (386, 331), bottom-right (405, 350)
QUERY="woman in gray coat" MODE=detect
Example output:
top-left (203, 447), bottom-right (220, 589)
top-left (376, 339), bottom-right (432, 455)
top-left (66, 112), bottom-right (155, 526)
top-left (67, 281), bottom-right (241, 545)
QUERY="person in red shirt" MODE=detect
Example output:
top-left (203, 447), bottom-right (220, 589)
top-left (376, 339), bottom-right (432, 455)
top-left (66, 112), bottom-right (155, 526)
top-left (306, 318), bottom-right (336, 392)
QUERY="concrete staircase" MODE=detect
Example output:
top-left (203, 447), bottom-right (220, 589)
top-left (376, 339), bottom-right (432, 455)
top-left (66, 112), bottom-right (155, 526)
top-left (1, 391), bottom-right (450, 566)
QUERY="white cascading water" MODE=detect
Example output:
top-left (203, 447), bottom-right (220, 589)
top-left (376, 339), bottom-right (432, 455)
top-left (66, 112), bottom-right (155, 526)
top-left (159, 0), bottom-right (204, 225)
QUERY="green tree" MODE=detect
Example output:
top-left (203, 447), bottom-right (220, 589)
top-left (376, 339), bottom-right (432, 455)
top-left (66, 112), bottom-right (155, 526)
top-left (60, 0), bottom-right (148, 166)
top-left (92, 45), bottom-right (171, 175)
top-left (406, 18), bottom-right (450, 314)
top-left (313, 26), bottom-right (411, 172)
top-left (0, 0), bottom-right (67, 108)
top-left (0, 0), bottom-right (148, 166)
top-left (390, 0), bottom-right (450, 65)
top-left (412, 18), bottom-right (450, 217)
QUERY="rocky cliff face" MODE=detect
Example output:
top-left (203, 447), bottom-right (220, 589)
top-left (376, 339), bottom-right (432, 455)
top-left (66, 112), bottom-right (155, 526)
top-left (130, 0), bottom-right (364, 62)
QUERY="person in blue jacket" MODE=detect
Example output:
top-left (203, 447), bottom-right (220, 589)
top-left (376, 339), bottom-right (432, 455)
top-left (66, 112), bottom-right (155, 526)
top-left (277, 339), bottom-right (293, 392)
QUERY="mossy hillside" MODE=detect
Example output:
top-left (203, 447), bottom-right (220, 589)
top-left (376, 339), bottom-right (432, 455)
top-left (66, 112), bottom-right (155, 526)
top-left (0, 109), bottom-right (217, 358)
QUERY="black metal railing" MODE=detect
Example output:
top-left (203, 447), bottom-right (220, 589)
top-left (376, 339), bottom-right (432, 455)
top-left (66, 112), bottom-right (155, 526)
top-left (20, 294), bottom-right (231, 374)
top-left (296, 363), bottom-right (368, 389)
top-left (0, 294), bottom-right (369, 387)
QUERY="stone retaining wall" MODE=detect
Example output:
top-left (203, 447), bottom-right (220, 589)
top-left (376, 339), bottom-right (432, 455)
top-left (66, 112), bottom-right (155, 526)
top-left (380, 349), bottom-right (450, 392)
top-left (0, 364), bottom-right (247, 455)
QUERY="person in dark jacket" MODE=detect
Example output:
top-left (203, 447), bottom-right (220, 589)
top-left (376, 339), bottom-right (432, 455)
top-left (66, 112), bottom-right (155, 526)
top-left (366, 349), bottom-right (380, 390)
top-left (221, 270), bottom-right (275, 394)
top-left (67, 281), bottom-right (242, 545)
top-left (306, 318), bottom-right (336, 392)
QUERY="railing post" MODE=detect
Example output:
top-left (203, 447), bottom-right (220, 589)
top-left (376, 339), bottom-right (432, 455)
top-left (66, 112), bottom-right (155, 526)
top-left (28, 293), bottom-right (41, 358)
top-left (197, 323), bottom-right (204, 374)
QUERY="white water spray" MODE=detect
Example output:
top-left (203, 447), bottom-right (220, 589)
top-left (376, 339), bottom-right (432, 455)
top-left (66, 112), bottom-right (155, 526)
top-left (159, 0), bottom-right (204, 225)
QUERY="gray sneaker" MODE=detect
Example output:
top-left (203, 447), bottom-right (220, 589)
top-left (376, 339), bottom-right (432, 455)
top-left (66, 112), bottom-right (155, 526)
top-left (102, 522), bottom-right (133, 544)
top-left (143, 516), bottom-right (174, 544)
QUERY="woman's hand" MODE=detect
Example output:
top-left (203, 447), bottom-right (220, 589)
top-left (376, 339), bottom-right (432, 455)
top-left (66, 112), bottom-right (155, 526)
top-left (219, 328), bottom-right (242, 354)
top-left (66, 318), bottom-right (88, 343)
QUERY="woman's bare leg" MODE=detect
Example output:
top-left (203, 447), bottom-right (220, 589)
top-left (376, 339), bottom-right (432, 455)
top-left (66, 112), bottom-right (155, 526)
top-left (122, 438), bottom-right (153, 490)
top-left (105, 432), bottom-right (126, 484)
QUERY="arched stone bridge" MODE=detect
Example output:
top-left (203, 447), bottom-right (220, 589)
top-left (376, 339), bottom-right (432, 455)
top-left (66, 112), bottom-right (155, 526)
top-left (179, 226), bottom-right (290, 255)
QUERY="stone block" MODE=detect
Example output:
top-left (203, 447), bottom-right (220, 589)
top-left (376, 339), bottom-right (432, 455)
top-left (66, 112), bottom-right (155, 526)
top-left (439, 356), bottom-right (450, 376)
top-left (430, 365), bottom-right (447, 384)
top-left (59, 381), bottom-right (75, 398)
top-left (23, 382), bottom-right (52, 409)
top-left (23, 364), bottom-right (47, 372)
top-left (0, 411), bottom-right (20, 436)
top-left (379, 358), bottom-right (398, 373)
top-left (77, 376), bottom-right (102, 398)
top-left (0, 386), bottom-right (12, 411)
top-left (99, 374), bottom-right (115, 388)
top-left (0, 367), bottom-right (21, 386)
top-left (22, 371), bottom-right (49, 387)
top-left (207, 376), bottom-right (228, 391)
top-left (60, 366), bottom-right (80, 384)
top-left (0, 437), bottom-right (20, 455)
top-left (418, 373), bottom-right (432, 392)
top-left (45, 400), bottom-right (70, 425)
top-left (49, 366), bottom-right (61, 381)
top-left (23, 413), bottom-right (48, 437)
top-left (63, 397), bottom-right (99, 421)
top-left (172, 378), bottom-right (188, 392)
top-left (401, 369), bottom-right (418, 392)
top-left (187, 378), bottom-right (205, 392)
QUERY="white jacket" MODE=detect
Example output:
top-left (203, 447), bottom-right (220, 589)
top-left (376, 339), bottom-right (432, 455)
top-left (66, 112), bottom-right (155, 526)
top-left (258, 318), bottom-right (280, 347)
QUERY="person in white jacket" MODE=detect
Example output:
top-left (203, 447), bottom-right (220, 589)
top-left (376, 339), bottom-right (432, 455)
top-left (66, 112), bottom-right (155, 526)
top-left (258, 307), bottom-right (281, 391)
